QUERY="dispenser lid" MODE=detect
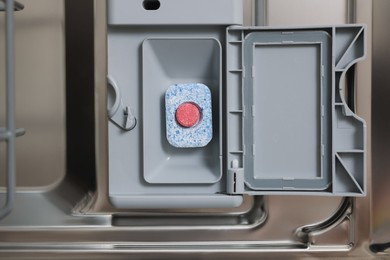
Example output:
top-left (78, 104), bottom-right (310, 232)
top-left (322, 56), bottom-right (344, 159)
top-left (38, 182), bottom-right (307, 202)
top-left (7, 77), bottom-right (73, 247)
top-left (226, 25), bottom-right (366, 195)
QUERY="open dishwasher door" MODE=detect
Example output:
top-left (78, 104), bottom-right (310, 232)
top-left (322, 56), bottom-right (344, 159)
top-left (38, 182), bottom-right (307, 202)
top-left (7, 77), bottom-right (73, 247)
top-left (0, 0), bottom-right (385, 259)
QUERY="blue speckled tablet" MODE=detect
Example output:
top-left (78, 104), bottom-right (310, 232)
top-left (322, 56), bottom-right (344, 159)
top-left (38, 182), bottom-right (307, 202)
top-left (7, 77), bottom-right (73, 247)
top-left (165, 83), bottom-right (213, 148)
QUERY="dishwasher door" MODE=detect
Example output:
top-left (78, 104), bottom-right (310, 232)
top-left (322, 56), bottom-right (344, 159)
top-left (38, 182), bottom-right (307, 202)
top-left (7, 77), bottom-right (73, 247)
top-left (0, 0), bottom-right (385, 259)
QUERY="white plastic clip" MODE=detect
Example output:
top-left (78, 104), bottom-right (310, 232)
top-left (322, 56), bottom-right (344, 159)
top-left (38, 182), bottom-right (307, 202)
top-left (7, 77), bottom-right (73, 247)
top-left (124, 106), bottom-right (137, 130)
top-left (107, 76), bottom-right (137, 131)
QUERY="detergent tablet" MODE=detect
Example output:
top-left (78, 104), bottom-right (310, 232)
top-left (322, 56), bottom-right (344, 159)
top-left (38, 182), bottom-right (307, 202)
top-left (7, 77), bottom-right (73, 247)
top-left (165, 83), bottom-right (213, 148)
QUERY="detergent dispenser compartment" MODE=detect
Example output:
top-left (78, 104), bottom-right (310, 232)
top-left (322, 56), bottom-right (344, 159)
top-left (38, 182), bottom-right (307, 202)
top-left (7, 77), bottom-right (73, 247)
top-left (107, 0), bottom-right (244, 209)
top-left (107, 0), bottom-right (367, 210)
top-left (142, 38), bottom-right (221, 184)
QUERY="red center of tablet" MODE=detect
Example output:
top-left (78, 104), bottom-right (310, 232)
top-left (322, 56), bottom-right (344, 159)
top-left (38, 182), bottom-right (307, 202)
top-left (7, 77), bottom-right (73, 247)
top-left (175, 102), bottom-right (201, 128)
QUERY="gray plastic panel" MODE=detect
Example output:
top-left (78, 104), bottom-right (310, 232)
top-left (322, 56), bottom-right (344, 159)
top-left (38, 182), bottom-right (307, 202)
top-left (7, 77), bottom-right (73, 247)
top-left (108, 0), bottom-right (244, 26)
top-left (107, 0), bottom-right (244, 208)
top-left (142, 38), bottom-right (221, 184)
top-left (226, 25), bottom-right (366, 196)
top-left (243, 31), bottom-right (331, 190)
top-left (108, 1), bottom-right (366, 209)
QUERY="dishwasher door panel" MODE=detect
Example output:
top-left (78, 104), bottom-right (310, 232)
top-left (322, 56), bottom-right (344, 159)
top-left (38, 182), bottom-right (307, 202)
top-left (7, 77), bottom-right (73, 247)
top-left (0, 0), bottom-right (383, 259)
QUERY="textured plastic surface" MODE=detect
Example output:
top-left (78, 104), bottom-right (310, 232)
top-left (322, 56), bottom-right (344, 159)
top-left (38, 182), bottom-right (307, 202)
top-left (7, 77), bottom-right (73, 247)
top-left (226, 25), bottom-right (366, 196)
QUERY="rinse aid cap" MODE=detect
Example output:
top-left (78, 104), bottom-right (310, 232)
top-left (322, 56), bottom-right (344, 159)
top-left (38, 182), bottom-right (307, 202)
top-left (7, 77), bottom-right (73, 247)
top-left (165, 83), bottom-right (213, 148)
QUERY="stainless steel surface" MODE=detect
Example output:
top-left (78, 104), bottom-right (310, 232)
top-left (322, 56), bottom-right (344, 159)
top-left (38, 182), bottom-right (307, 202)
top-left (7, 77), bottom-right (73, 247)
top-left (255, 0), bottom-right (353, 26)
top-left (0, 0), bottom-right (65, 189)
top-left (266, 0), bottom-right (349, 25)
top-left (0, 0), bottom-right (384, 259)
top-left (372, 0), bottom-right (390, 253)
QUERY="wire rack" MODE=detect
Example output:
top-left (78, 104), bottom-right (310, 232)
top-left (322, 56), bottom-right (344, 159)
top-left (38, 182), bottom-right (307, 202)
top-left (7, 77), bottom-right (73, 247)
top-left (0, 0), bottom-right (24, 219)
